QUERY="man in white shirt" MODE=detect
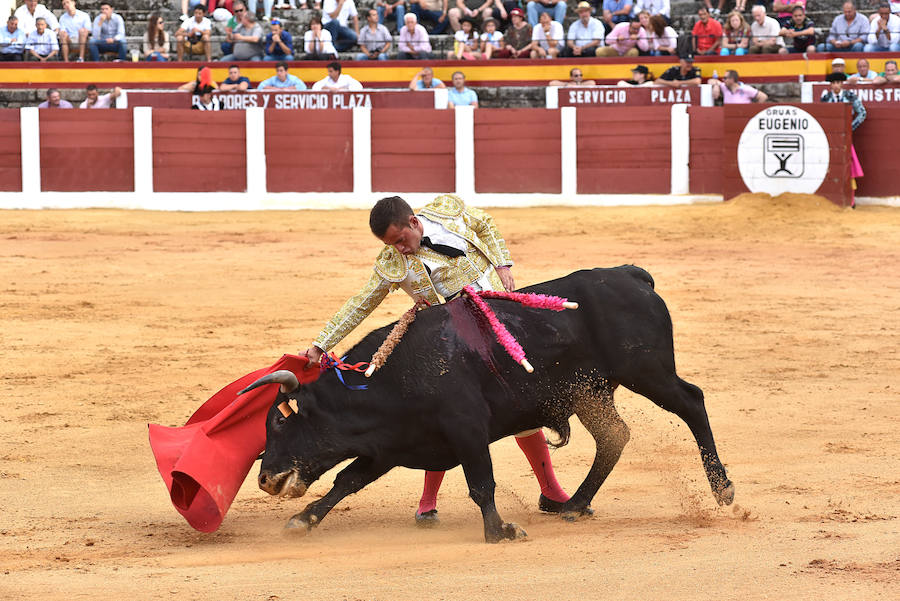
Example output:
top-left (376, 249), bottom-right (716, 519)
top-left (529, 10), bottom-right (563, 58)
top-left (58, 0), bottom-right (91, 62)
top-left (322, 0), bottom-right (360, 52)
top-left (563, 1), bottom-right (604, 57)
top-left (311, 61), bottom-right (364, 91)
top-left (631, 0), bottom-right (670, 21)
top-left (749, 4), bottom-right (785, 53)
top-left (864, 2), bottom-right (900, 51)
top-left (14, 0), bottom-right (59, 35)
top-left (24, 16), bottom-right (57, 61)
top-left (79, 84), bottom-right (122, 108)
top-left (176, 4), bottom-right (212, 61)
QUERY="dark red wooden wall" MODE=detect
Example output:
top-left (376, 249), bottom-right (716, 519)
top-left (371, 109), bottom-right (454, 193)
top-left (688, 106), bottom-right (724, 195)
top-left (853, 107), bottom-right (900, 198)
top-left (266, 110), bottom-right (352, 193)
top-left (0, 112), bottom-right (21, 192)
top-left (474, 109), bottom-right (561, 194)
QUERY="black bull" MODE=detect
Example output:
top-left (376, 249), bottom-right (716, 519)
top-left (245, 267), bottom-right (734, 543)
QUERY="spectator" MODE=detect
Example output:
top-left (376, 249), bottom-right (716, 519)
top-left (551, 66), bottom-right (598, 86)
top-left (720, 11), bottom-right (749, 55)
top-left (37, 88), bottom-right (73, 108)
top-left (830, 56), bottom-right (846, 74)
top-left (322, 0), bottom-right (359, 52)
top-left (177, 4), bottom-right (213, 61)
top-left (873, 58), bottom-right (898, 84)
top-left (312, 61), bottom-right (363, 90)
top-left (817, 1), bottom-right (869, 52)
top-left (631, 0), bottom-right (670, 24)
top-left (602, 0), bottom-right (632, 34)
top-left (616, 63), bottom-right (653, 85)
top-left (357, 8), bottom-right (391, 60)
top-left (178, 65), bottom-right (217, 92)
top-left (820, 71), bottom-right (865, 206)
top-left (526, 0), bottom-right (566, 28)
top-left (449, 17), bottom-right (481, 58)
top-left (14, 0), bottom-right (58, 36)
top-left (409, 0), bottom-right (450, 35)
top-left (598, 17), bottom-right (648, 56)
top-left (179, 0), bottom-right (207, 22)
top-left (710, 69), bottom-right (768, 103)
top-left (490, 0), bottom-right (519, 31)
top-left (89, 2), bottom-right (127, 62)
top-left (258, 60), bottom-right (307, 89)
top-left (496, 7), bottom-right (531, 58)
top-left (219, 64), bottom-right (250, 90)
top-left (749, 5), bottom-right (784, 53)
top-left (449, 0), bottom-right (494, 32)
top-left (248, 0), bottom-right (275, 23)
top-left (0, 15), bottom-right (25, 61)
top-left (480, 17), bottom-right (503, 58)
top-left (772, 0), bottom-right (806, 26)
top-left (221, 1), bottom-right (247, 57)
top-left (779, 5), bottom-right (815, 53)
top-left (142, 13), bottom-right (170, 61)
top-left (79, 84), bottom-right (122, 108)
top-left (657, 55), bottom-right (701, 87)
top-left (221, 11), bottom-right (264, 60)
top-left (530, 10), bottom-right (563, 58)
top-left (192, 85), bottom-right (221, 110)
top-left (376, 0), bottom-right (405, 33)
top-left (447, 70), bottom-right (478, 107)
top-left (409, 66), bottom-right (446, 89)
top-left (58, 0), bottom-right (91, 63)
top-left (304, 16), bottom-right (338, 59)
top-left (25, 17), bottom-right (57, 61)
top-left (647, 13), bottom-right (676, 55)
top-left (692, 6), bottom-right (723, 56)
top-left (398, 13), bottom-right (433, 58)
top-left (848, 57), bottom-right (878, 82)
top-left (264, 18), bottom-right (294, 59)
top-left (864, 2), bottom-right (900, 52)
top-left (210, 1), bottom-right (237, 16)
top-left (564, 2), bottom-right (604, 58)
top-left (701, 0), bottom-right (725, 19)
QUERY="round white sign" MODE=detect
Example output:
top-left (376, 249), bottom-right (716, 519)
top-left (737, 105), bottom-right (830, 195)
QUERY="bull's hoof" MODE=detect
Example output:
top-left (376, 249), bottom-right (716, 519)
top-left (539, 494), bottom-right (594, 519)
top-left (283, 514), bottom-right (313, 536)
top-left (415, 509), bottom-right (439, 528)
top-left (714, 481), bottom-right (736, 506)
top-left (486, 522), bottom-right (528, 543)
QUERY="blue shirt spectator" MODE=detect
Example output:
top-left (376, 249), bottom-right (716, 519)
top-left (604, 0), bottom-right (633, 25)
top-left (0, 16), bottom-right (26, 60)
top-left (818, 3), bottom-right (870, 52)
top-left (416, 77), bottom-right (444, 89)
top-left (447, 72), bottom-right (478, 107)
top-left (258, 63), bottom-right (307, 90)
top-left (265, 20), bottom-right (294, 60)
top-left (89, 3), bottom-right (128, 61)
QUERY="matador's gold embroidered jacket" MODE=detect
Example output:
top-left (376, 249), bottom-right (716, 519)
top-left (313, 194), bottom-right (513, 351)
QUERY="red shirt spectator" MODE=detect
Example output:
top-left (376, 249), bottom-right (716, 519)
top-left (692, 6), bottom-right (723, 54)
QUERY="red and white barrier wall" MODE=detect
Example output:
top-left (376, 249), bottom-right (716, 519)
top-left (1, 104), bottom-right (897, 210)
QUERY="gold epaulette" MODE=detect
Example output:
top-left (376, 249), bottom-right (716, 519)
top-left (373, 246), bottom-right (409, 282)
top-left (419, 194), bottom-right (465, 219)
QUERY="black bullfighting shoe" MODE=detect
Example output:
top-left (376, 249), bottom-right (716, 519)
top-left (414, 509), bottom-right (440, 528)
top-left (538, 494), bottom-right (594, 517)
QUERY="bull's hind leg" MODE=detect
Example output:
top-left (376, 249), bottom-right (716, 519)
top-left (562, 384), bottom-right (631, 515)
top-left (461, 448), bottom-right (527, 543)
top-left (630, 375), bottom-right (734, 506)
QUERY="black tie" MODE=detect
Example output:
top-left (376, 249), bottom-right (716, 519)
top-left (421, 236), bottom-right (465, 258)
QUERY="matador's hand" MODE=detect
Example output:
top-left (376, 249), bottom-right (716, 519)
top-left (496, 266), bottom-right (515, 292)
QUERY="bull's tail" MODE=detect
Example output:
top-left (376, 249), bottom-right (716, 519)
top-left (545, 420), bottom-right (571, 449)
top-left (619, 264), bottom-right (655, 289)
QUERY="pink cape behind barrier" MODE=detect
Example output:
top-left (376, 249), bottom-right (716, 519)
top-left (148, 354), bottom-right (319, 532)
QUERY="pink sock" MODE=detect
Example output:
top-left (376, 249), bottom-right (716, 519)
top-left (417, 470), bottom-right (445, 514)
top-left (516, 430), bottom-right (570, 503)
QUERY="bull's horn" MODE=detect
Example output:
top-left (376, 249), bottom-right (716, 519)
top-left (238, 370), bottom-right (300, 395)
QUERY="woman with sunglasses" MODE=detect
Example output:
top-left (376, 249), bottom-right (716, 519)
top-left (143, 13), bottom-right (170, 61)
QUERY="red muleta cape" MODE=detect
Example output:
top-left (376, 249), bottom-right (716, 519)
top-left (148, 354), bottom-right (320, 532)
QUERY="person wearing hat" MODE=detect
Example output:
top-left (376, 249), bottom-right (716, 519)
top-left (821, 71), bottom-right (866, 207)
top-left (448, 16), bottom-right (481, 58)
top-left (191, 85), bottom-right (221, 111)
top-left (497, 7), bottom-right (532, 57)
top-left (817, 1), bottom-right (869, 52)
top-left (550, 66), bottom-right (597, 86)
top-left (176, 3), bottom-right (213, 61)
top-left (657, 55), bottom-right (701, 87)
top-left (864, 2), bottom-right (900, 52)
top-left (264, 18), bottom-right (294, 59)
top-left (616, 64), bottom-right (653, 86)
top-left (830, 57), bottom-right (846, 74)
top-left (479, 17), bottom-right (504, 58)
top-left (563, 1), bottom-right (605, 57)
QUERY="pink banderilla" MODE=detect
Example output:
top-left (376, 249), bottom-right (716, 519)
top-left (463, 285), bottom-right (578, 373)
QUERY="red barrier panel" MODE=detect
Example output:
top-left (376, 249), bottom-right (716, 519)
top-left (688, 106), bottom-right (724, 195)
top-left (576, 106), bottom-right (671, 194)
top-left (39, 110), bottom-right (134, 192)
top-left (265, 110), bottom-right (352, 193)
top-left (0, 112), bottom-right (21, 192)
top-left (371, 109), bottom-right (455, 193)
top-left (853, 107), bottom-right (900, 198)
top-left (152, 109), bottom-right (246, 192)
top-left (474, 109), bottom-right (561, 194)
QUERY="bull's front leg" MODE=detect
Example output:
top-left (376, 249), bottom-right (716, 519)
top-left (461, 449), bottom-right (527, 543)
top-left (284, 457), bottom-right (389, 536)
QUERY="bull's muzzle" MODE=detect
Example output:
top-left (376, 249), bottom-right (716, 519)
top-left (259, 469), bottom-right (308, 498)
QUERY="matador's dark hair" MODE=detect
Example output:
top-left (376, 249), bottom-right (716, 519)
top-left (369, 196), bottom-right (414, 238)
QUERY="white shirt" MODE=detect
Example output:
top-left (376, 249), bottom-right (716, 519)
top-left (532, 20), bottom-right (564, 50)
top-left (480, 30), bottom-right (503, 48)
top-left (192, 96), bottom-right (221, 111)
top-left (868, 13), bottom-right (900, 47)
top-left (750, 16), bottom-right (785, 47)
top-left (632, 0), bottom-right (670, 19)
top-left (418, 215), bottom-right (496, 298)
top-left (183, 16), bottom-right (212, 35)
top-left (80, 93), bottom-right (115, 109)
top-left (651, 25), bottom-right (678, 51)
top-left (59, 9), bottom-right (92, 39)
top-left (14, 3), bottom-right (59, 34)
top-left (566, 17), bottom-right (605, 48)
top-left (304, 29), bottom-right (337, 55)
top-left (311, 72), bottom-right (363, 91)
top-left (321, 0), bottom-right (358, 26)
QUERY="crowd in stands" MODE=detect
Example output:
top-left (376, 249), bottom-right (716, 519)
top-left (1, 0), bottom-right (898, 62)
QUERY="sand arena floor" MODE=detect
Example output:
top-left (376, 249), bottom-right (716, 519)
top-left (1, 195), bottom-right (898, 600)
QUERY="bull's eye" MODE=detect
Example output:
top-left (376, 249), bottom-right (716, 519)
top-left (276, 415), bottom-right (287, 425)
